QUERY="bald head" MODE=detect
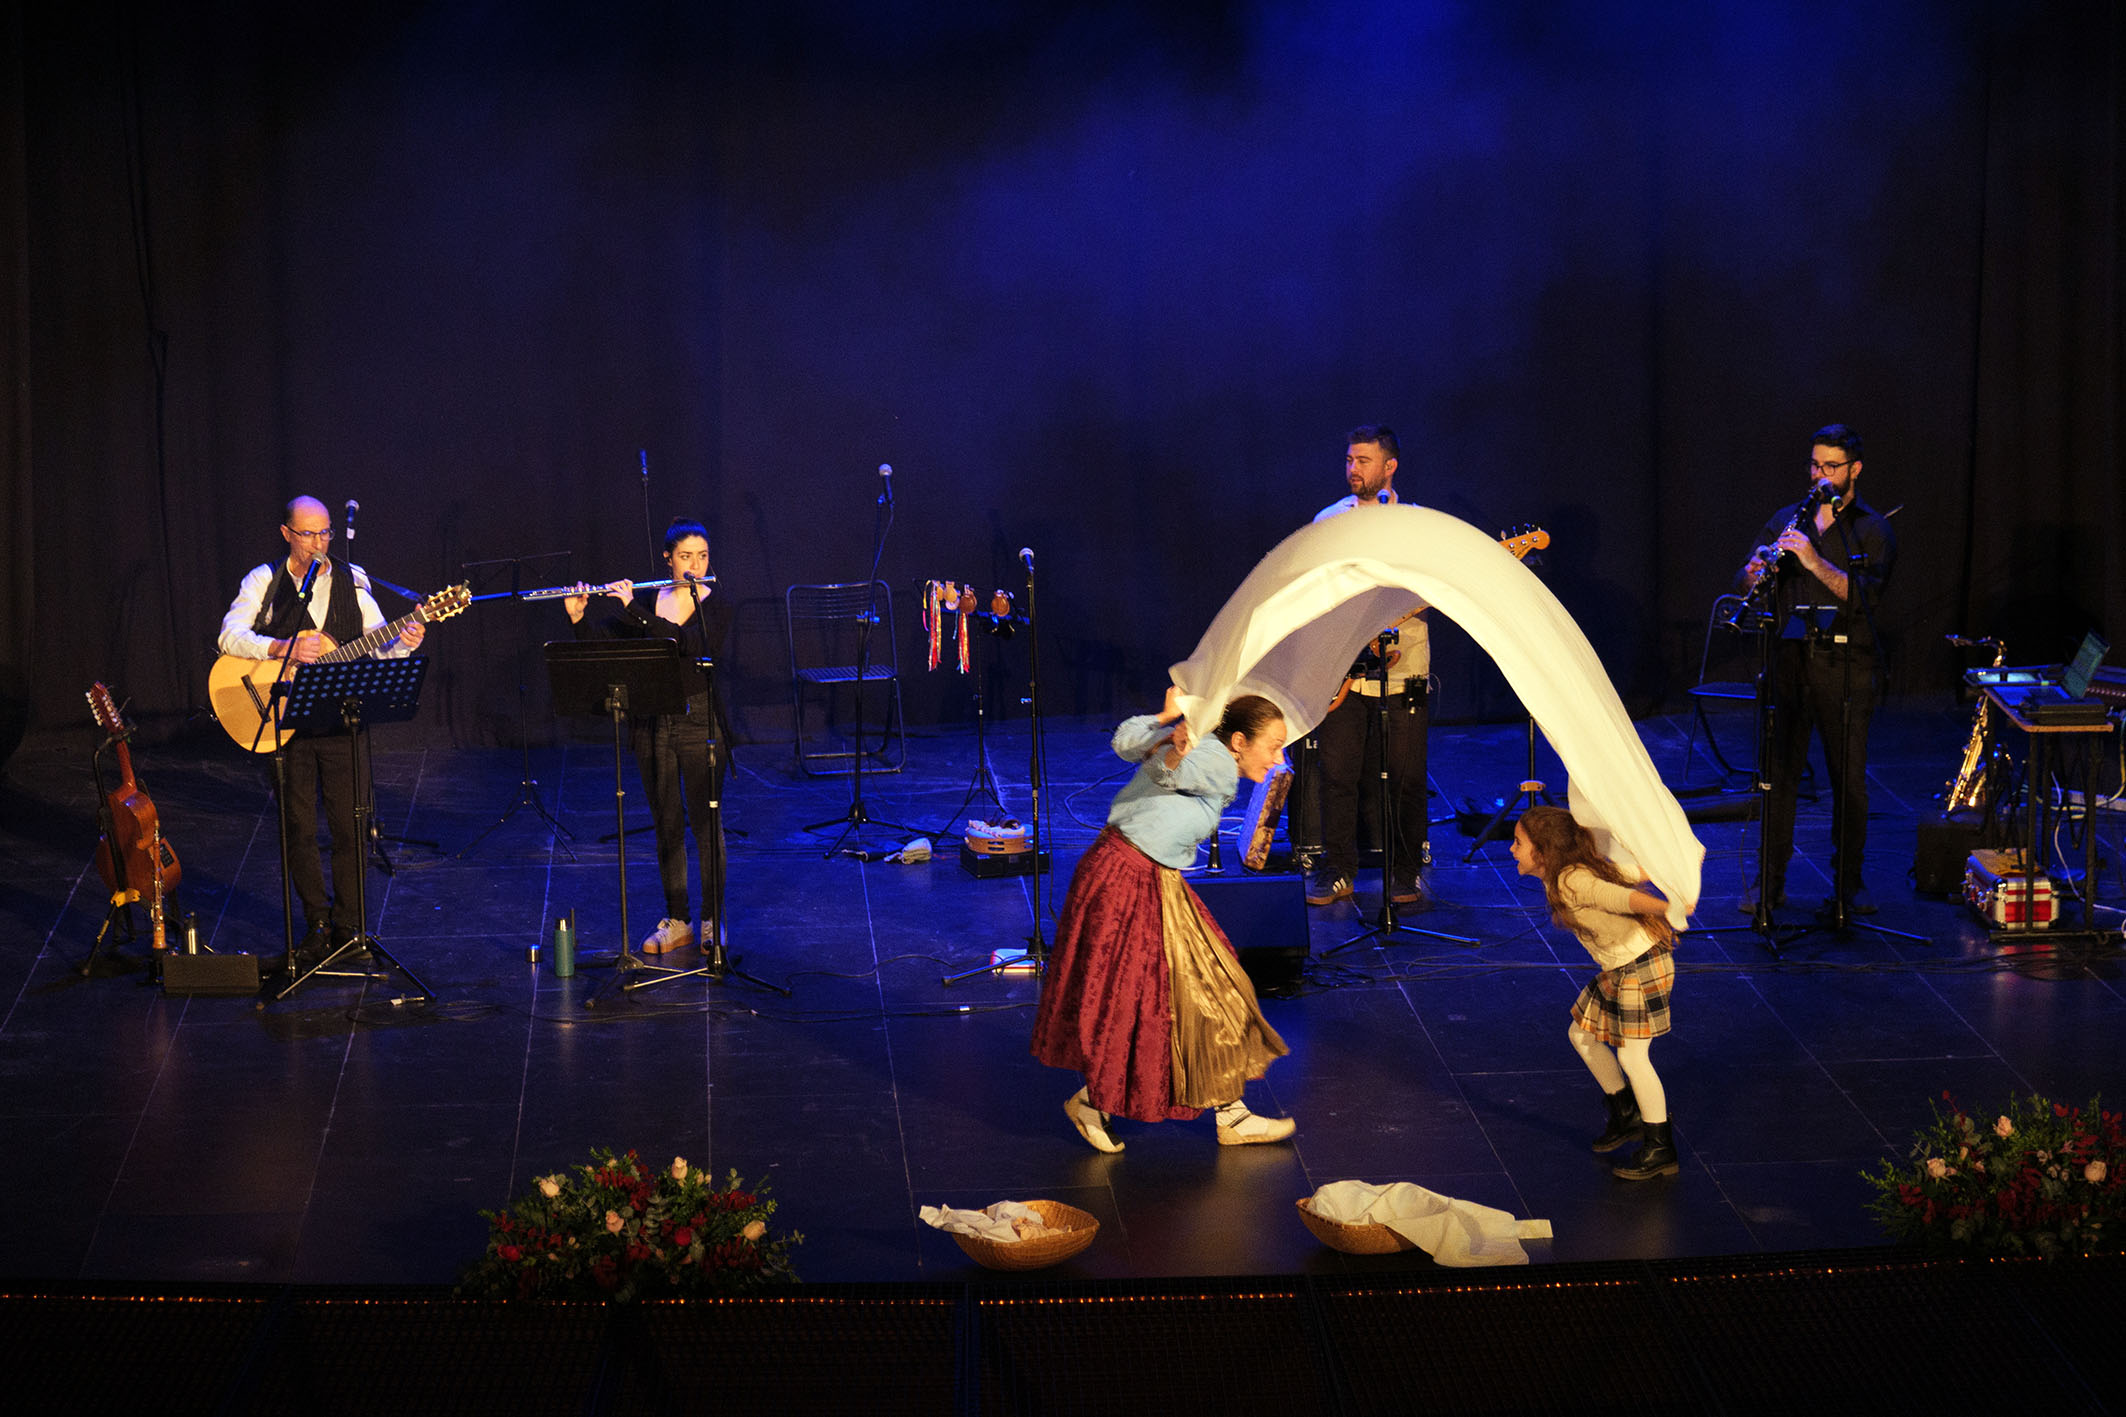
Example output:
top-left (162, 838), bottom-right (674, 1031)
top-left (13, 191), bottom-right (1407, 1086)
top-left (281, 496), bottom-right (334, 570)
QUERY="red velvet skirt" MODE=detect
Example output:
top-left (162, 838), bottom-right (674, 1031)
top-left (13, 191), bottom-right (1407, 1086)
top-left (1030, 826), bottom-right (1237, 1123)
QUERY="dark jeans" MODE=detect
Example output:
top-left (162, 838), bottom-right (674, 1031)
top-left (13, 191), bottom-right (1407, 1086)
top-left (1314, 681), bottom-right (1429, 882)
top-left (1762, 642), bottom-right (1876, 898)
top-left (630, 691), bottom-right (726, 921)
top-left (280, 732), bottom-right (362, 933)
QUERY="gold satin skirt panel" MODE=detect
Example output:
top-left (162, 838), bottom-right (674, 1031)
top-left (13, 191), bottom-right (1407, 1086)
top-left (1158, 868), bottom-right (1290, 1109)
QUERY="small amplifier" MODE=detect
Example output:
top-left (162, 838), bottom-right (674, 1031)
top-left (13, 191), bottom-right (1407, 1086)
top-left (1964, 848), bottom-right (2054, 927)
top-left (161, 952), bottom-right (263, 997)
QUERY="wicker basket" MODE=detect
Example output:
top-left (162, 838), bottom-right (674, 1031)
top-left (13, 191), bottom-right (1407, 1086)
top-left (951, 1199), bottom-right (1100, 1271)
top-left (1295, 1197), bottom-right (1418, 1255)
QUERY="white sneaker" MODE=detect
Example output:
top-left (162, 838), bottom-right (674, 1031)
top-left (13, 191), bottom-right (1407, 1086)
top-left (1063, 1088), bottom-right (1123, 1153)
top-left (1214, 1101), bottom-right (1296, 1146)
top-left (641, 918), bottom-right (694, 955)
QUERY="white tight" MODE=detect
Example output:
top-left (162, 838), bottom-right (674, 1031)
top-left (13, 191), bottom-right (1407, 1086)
top-left (1568, 1023), bottom-right (1667, 1124)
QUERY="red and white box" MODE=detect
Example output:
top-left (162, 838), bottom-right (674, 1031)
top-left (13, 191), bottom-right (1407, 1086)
top-left (1964, 848), bottom-right (2055, 927)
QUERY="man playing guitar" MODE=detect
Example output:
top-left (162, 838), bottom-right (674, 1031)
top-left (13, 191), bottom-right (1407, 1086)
top-left (215, 496), bottom-right (423, 952)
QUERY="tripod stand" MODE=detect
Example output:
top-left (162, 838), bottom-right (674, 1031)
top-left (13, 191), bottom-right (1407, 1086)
top-left (275, 657), bottom-right (436, 1001)
top-left (1462, 715), bottom-right (1559, 862)
top-left (932, 608), bottom-right (1020, 838)
top-left (807, 474), bottom-right (917, 857)
top-left (1328, 652), bottom-right (1475, 953)
top-left (458, 553), bottom-right (578, 862)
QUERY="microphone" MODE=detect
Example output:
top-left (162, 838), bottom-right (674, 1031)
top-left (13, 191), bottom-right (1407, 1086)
top-left (297, 555), bottom-right (322, 601)
top-left (1019, 546), bottom-right (1035, 571)
top-left (878, 463), bottom-right (893, 506)
top-left (344, 498), bottom-right (359, 542)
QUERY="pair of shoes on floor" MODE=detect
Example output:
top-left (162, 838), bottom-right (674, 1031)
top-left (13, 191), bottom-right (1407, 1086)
top-left (641, 918), bottom-right (694, 955)
top-left (1063, 1088), bottom-right (1123, 1153)
top-left (1305, 870), bottom-right (1354, 906)
top-left (1389, 877), bottom-right (1428, 907)
top-left (1736, 884), bottom-right (1787, 914)
top-left (1816, 889), bottom-right (1878, 917)
top-left (1214, 1100), bottom-right (1296, 1146)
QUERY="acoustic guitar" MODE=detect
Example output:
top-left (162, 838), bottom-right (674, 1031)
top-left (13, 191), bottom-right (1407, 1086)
top-left (1322, 524), bottom-right (1552, 715)
top-left (207, 583), bottom-right (470, 752)
top-left (86, 681), bottom-right (181, 911)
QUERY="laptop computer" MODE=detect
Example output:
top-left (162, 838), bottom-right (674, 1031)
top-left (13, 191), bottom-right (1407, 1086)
top-left (2015, 631), bottom-right (2111, 724)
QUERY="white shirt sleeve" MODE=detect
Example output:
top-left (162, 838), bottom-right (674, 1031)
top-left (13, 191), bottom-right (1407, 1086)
top-left (216, 563), bottom-right (281, 659)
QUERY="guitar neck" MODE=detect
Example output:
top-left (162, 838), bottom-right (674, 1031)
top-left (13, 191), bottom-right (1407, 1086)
top-left (320, 606), bottom-right (426, 663)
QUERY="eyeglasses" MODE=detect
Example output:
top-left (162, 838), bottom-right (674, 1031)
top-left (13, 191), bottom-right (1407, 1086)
top-left (1808, 460), bottom-right (1852, 475)
top-left (285, 526), bottom-right (334, 541)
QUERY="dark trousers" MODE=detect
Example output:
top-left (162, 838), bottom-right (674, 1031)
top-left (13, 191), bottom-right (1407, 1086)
top-left (281, 732), bottom-right (362, 933)
top-left (1762, 643), bottom-right (1876, 898)
top-left (1314, 682), bottom-right (1429, 882)
top-left (630, 692), bottom-right (725, 921)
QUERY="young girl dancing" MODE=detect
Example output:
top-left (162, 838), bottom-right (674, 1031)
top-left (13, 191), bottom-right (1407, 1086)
top-left (1031, 688), bottom-right (1296, 1151)
top-left (1509, 805), bottom-right (1680, 1180)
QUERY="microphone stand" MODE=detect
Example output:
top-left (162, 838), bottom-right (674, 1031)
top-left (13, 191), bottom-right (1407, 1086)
top-left (808, 468), bottom-right (918, 856)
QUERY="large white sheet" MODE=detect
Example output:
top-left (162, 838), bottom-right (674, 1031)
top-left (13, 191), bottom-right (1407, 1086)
top-left (1169, 505), bottom-right (1703, 926)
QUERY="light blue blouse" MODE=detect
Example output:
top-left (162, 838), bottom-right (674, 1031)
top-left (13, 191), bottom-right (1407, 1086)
top-left (1104, 715), bottom-right (1239, 868)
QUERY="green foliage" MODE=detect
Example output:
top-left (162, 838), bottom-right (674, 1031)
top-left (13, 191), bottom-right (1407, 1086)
top-left (460, 1148), bottom-right (802, 1301)
top-left (1863, 1093), bottom-right (2123, 1257)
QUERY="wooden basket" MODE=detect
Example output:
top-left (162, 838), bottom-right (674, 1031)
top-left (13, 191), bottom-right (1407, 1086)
top-left (1295, 1198), bottom-right (1418, 1255)
top-left (951, 1199), bottom-right (1100, 1271)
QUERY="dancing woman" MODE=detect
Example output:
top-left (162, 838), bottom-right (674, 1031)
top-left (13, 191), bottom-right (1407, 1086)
top-left (1032, 688), bottom-right (1296, 1150)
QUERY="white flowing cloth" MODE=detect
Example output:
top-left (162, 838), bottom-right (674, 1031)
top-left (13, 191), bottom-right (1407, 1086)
top-left (1169, 505), bottom-right (1702, 926)
top-left (1306, 1180), bottom-right (1552, 1267)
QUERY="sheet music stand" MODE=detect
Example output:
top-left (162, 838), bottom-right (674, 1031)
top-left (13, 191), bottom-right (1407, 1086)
top-left (544, 638), bottom-right (695, 1005)
top-left (275, 656), bottom-right (437, 1001)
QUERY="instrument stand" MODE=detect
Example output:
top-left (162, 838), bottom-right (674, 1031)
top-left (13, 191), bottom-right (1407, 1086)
top-left (1328, 656), bottom-right (1475, 954)
top-left (79, 735), bottom-right (146, 978)
top-left (458, 554), bottom-right (579, 862)
top-left (808, 477), bottom-right (918, 857)
top-left (932, 613), bottom-right (1018, 839)
top-left (943, 553), bottom-right (1054, 985)
top-left (275, 658), bottom-right (437, 1002)
top-left (1461, 714), bottom-right (1559, 862)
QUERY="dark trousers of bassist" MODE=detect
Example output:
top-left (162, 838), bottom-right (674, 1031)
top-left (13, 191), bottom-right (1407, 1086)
top-left (1315, 680), bottom-right (1429, 887)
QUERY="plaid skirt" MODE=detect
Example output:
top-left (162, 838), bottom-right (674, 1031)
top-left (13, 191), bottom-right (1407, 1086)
top-left (1571, 943), bottom-right (1674, 1045)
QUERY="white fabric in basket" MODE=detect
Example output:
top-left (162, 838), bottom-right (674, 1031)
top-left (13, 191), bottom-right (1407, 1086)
top-left (919, 1200), bottom-right (1048, 1242)
top-left (1307, 1180), bottom-right (1552, 1267)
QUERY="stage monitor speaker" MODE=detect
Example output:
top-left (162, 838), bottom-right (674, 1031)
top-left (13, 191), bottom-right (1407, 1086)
top-left (1914, 811), bottom-right (1984, 895)
top-left (1190, 872), bottom-right (1307, 997)
top-left (161, 952), bottom-right (262, 997)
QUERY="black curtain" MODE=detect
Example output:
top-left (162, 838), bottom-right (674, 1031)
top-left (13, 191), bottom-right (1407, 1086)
top-left (3, 0), bottom-right (2119, 755)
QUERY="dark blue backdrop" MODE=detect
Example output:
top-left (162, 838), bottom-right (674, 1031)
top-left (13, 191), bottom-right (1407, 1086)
top-left (4, 0), bottom-right (2118, 752)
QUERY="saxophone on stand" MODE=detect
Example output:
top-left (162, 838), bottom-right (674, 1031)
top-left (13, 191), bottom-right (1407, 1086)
top-left (1944, 635), bottom-right (2006, 811)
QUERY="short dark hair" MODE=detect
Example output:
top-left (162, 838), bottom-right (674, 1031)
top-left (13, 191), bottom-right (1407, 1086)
top-left (1213, 693), bottom-right (1283, 747)
top-left (1345, 425), bottom-right (1399, 463)
top-left (1811, 424), bottom-right (1863, 462)
top-left (663, 517), bottom-right (710, 555)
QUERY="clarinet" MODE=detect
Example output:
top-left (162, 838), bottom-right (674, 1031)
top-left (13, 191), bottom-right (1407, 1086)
top-left (1739, 481), bottom-right (1835, 616)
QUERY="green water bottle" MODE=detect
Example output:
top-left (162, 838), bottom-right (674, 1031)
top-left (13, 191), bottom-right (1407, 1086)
top-left (553, 911), bottom-right (576, 978)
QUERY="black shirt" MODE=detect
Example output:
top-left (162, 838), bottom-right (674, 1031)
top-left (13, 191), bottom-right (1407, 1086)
top-left (1744, 496), bottom-right (1897, 652)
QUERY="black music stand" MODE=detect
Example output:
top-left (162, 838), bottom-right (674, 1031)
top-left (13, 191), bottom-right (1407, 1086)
top-left (276, 657), bottom-right (436, 1001)
top-left (544, 639), bottom-right (698, 1006)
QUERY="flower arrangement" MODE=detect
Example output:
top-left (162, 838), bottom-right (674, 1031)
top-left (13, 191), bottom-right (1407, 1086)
top-left (460, 1148), bottom-right (802, 1301)
top-left (1863, 1092), bottom-right (2123, 1256)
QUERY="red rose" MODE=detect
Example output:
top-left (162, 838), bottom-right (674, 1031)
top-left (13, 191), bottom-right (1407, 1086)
top-left (675, 1227), bottom-right (694, 1247)
top-left (499, 1244), bottom-right (522, 1262)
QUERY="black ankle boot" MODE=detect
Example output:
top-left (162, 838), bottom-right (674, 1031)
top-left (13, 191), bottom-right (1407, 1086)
top-left (1613, 1120), bottom-right (1678, 1180)
top-left (1591, 1088), bottom-right (1642, 1153)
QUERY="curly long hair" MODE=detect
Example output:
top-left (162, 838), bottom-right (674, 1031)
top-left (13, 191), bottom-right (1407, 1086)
top-left (1516, 805), bottom-right (1673, 947)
